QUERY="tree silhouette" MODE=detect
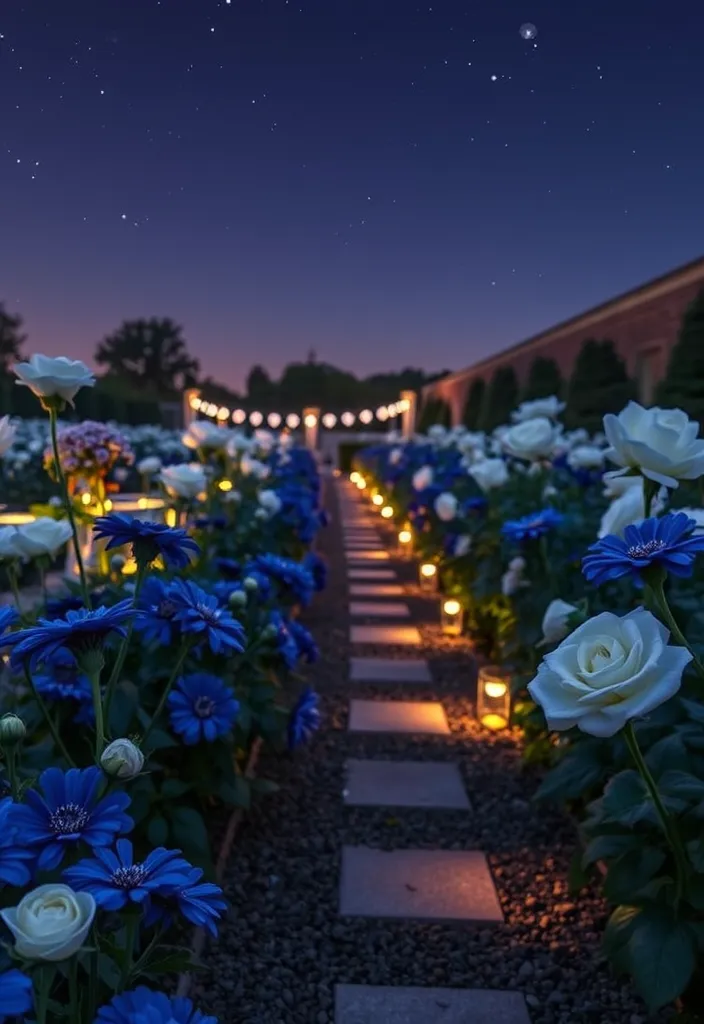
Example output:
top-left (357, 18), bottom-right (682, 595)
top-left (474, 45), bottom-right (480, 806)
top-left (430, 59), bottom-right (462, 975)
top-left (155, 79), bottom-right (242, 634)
top-left (655, 289), bottom-right (704, 422)
top-left (479, 366), bottom-right (518, 431)
top-left (523, 356), bottom-right (563, 401)
top-left (565, 338), bottom-right (636, 433)
top-left (95, 318), bottom-right (199, 396)
top-left (0, 303), bottom-right (26, 373)
top-left (246, 365), bottom-right (274, 406)
top-left (462, 378), bottom-right (485, 429)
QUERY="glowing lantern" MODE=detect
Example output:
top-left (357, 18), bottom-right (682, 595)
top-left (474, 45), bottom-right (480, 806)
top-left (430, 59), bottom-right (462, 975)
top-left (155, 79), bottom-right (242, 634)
top-left (380, 505), bottom-right (394, 519)
top-left (372, 494), bottom-right (384, 507)
top-left (477, 666), bottom-right (511, 730)
top-left (341, 411), bottom-right (355, 427)
top-left (267, 412), bottom-right (282, 429)
top-left (249, 411), bottom-right (264, 427)
top-left (441, 598), bottom-right (463, 636)
top-left (359, 409), bottom-right (373, 425)
top-left (419, 562), bottom-right (438, 593)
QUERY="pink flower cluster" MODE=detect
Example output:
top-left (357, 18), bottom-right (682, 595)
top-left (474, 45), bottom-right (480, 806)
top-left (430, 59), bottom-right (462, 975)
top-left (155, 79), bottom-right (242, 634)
top-left (45, 421), bottom-right (134, 479)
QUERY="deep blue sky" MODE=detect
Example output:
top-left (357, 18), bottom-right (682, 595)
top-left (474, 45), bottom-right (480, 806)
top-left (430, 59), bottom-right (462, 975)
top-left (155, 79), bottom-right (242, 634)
top-left (2, 0), bottom-right (703, 390)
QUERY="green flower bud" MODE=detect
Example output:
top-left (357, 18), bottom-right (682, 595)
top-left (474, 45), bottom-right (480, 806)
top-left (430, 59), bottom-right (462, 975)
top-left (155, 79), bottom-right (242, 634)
top-left (228, 590), bottom-right (247, 609)
top-left (243, 576), bottom-right (258, 592)
top-left (0, 713), bottom-right (26, 748)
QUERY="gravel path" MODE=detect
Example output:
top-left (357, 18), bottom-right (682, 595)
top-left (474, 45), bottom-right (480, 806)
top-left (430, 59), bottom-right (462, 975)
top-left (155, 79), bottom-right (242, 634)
top-left (194, 476), bottom-right (670, 1024)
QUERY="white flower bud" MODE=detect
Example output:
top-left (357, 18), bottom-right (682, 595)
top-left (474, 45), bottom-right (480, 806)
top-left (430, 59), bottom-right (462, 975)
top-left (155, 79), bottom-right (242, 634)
top-left (110, 553), bottom-right (126, 572)
top-left (100, 738), bottom-right (144, 780)
top-left (228, 590), bottom-right (247, 609)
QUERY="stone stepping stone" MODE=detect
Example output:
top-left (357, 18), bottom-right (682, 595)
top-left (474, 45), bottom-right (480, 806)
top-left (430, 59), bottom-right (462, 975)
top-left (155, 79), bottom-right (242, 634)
top-left (349, 601), bottom-right (410, 619)
top-left (348, 569), bottom-right (397, 581)
top-left (349, 584), bottom-right (404, 597)
top-left (350, 624), bottom-right (420, 645)
top-left (339, 848), bottom-right (503, 923)
top-left (349, 657), bottom-right (431, 683)
top-left (347, 550), bottom-right (390, 561)
top-left (335, 985), bottom-right (529, 1023)
top-left (348, 699), bottom-right (448, 734)
top-left (344, 759), bottom-right (470, 810)
top-left (345, 542), bottom-right (385, 551)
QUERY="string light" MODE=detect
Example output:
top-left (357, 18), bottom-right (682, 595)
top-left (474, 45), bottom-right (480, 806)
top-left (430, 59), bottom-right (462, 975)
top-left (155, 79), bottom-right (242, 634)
top-left (195, 400), bottom-right (411, 428)
top-left (189, 395), bottom-right (202, 410)
top-left (359, 409), bottom-right (373, 425)
top-left (249, 411), bottom-right (264, 427)
top-left (322, 413), bottom-right (337, 428)
top-left (217, 406), bottom-right (230, 421)
top-left (376, 406), bottom-right (389, 422)
top-left (304, 413), bottom-right (318, 428)
top-left (286, 413), bottom-right (301, 429)
top-left (232, 409), bottom-right (247, 425)
top-left (341, 411), bottom-right (355, 427)
top-left (267, 412), bottom-right (282, 428)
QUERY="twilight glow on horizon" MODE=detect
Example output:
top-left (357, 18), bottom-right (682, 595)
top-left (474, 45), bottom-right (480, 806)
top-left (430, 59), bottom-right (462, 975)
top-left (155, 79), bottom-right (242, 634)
top-left (1, 0), bottom-right (702, 390)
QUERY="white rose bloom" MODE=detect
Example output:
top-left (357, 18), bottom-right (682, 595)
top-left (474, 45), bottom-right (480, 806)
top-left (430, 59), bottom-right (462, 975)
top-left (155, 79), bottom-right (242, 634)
top-left (434, 492), bottom-right (458, 522)
top-left (677, 507), bottom-right (704, 533)
top-left (183, 421), bottom-right (228, 451)
top-left (512, 396), bottom-right (565, 422)
top-left (13, 518), bottom-right (73, 559)
top-left (598, 483), bottom-right (665, 539)
top-left (137, 456), bottom-right (162, 475)
top-left (453, 534), bottom-right (471, 557)
top-left (501, 556), bottom-right (528, 596)
top-left (240, 454), bottom-right (270, 480)
top-left (13, 355), bottom-right (95, 407)
top-left (0, 527), bottom-right (22, 561)
top-left (528, 608), bottom-right (692, 738)
top-left (604, 401), bottom-right (704, 488)
top-left (0, 415), bottom-right (17, 457)
top-left (258, 489), bottom-right (282, 515)
top-left (101, 738), bottom-right (144, 779)
top-left (567, 445), bottom-right (605, 470)
top-left (602, 471), bottom-right (641, 500)
top-left (1, 884), bottom-right (96, 961)
top-left (159, 463), bottom-right (207, 500)
top-left (427, 424), bottom-right (447, 440)
top-left (412, 466), bottom-right (434, 491)
top-left (541, 599), bottom-right (578, 645)
top-left (226, 432), bottom-right (253, 457)
top-left (502, 417), bottom-right (560, 461)
top-left (469, 458), bottom-right (509, 491)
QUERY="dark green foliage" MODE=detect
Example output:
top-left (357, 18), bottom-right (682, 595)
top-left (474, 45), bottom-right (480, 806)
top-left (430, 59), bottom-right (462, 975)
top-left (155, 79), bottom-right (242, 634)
top-left (522, 356), bottom-right (563, 401)
top-left (565, 338), bottom-right (636, 433)
top-left (462, 378), bottom-right (485, 429)
top-left (246, 365), bottom-right (274, 405)
top-left (655, 289), bottom-right (704, 421)
top-left (479, 366), bottom-right (518, 431)
top-left (0, 302), bottom-right (25, 373)
top-left (417, 396), bottom-right (452, 432)
top-left (95, 317), bottom-right (200, 397)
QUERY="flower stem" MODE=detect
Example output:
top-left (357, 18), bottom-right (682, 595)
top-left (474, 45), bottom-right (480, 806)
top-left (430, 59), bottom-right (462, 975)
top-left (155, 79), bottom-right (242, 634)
top-left (49, 408), bottom-right (90, 607)
top-left (5, 563), bottom-right (24, 616)
top-left (24, 667), bottom-right (75, 766)
top-left (119, 912), bottom-right (140, 991)
top-left (103, 563), bottom-right (149, 733)
top-left (141, 641), bottom-right (190, 748)
top-left (90, 667), bottom-right (105, 762)
top-left (5, 747), bottom-right (20, 800)
top-left (623, 721), bottom-right (689, 906)
top-left (649, 577), bottom-right (704, 686)
top-left (68, 953), bottom-right (79, 1022)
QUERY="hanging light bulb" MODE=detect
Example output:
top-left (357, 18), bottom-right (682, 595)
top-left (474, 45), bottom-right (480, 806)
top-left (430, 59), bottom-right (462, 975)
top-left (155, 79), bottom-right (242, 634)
top-left (232, 409), bottom-right (247, 424)
top-left (304, 413), bottom-right (318, 428)
top-left (341, 411), bottom-right (355, 427)
top-left (376, 406), bottom-right (389, 422)
top-left (286, 413), bottom-right (301, 429)
top-left (249, 411), bottom-right (264, 427)
top-left (359, 409), bottom-right (373, 425)
top-left (322, 413), bottom-right (337, 428)
top-left (267, 412), bottom-right (282, 428)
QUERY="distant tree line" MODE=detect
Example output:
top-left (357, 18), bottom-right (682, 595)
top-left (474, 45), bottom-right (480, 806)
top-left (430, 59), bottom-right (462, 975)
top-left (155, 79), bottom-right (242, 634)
top-left (418, 288), bottom-right (704, 435)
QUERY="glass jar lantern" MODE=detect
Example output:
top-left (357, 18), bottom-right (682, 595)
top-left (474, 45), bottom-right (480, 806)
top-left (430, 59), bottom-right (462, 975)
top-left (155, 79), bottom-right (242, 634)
top-left (441, 597), bottom-right (463, 636)
top-left (418, 562), bottom-right (438, 593)
top-left (397, 527), bottom-right (413, 559)
top-left (477, 665), bottom-right (511, 730)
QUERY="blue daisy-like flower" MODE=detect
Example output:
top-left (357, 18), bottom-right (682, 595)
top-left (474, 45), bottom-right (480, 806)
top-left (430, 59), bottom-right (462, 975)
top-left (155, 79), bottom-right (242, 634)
top-left (175, 866), bottom-right (227, 937)
top-left (11, 766), bottom-right (132, 871)
top-left (95, 987), bottom-right (217, 1024)
top-left (4, 600), bottom-right (134, 671)
top-left (33, 647), bottom-right (93, 704)
top-left (169, 580), bottom-right (246, 655)
top-left (64, 838), bottom-right (194, 911)
top-left (267, 611), bottom-right (299, 670)
top-left (93, 513), bottom-right (200, 570)
top-left (303, 551), bottom-right (327, 592)
top-left (582, 512), bottom-right (704, 586)
top-left (246, 554), bottom-right (315, 606)
top-left (136, 577), bottom-right (180, 646)
top-left (501, 508), bottom-right (564, 543)
top-left (288, 687), bottom-right (321, 751)
top-left (0, 798), bottom-right (35, 888)
top-left (168, 673), bottom-right (239, 744)
top-left (0, 969), bottom-right (33, 1022)
top-left (288, 620), bottom-right (319, 664)
top-left (215, 557), bottom-right (241, 581)
top-left (0, 606), bottom-right (18, 638)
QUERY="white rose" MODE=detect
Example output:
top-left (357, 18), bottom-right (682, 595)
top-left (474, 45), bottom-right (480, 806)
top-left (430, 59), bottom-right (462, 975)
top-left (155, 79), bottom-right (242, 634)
top-left (528, 608), bottom-right (692, 737)
top-left (159, 463), bottom-right (207, 500)
top-left (0, 527), bottom-right (22, 561)
top-left (13, 355), bottom-right (95, 407)
top-left (183, 421), bottom-right (228, 451)
top-left (541, 599), bottom-right (578, 645)
top-left (412, 466), bottom-right (434, 491)
top-left (512, 395), bottom-right (565, 422)
top-left (427, 424), bottom-right (446, 440)
top-left (502, 417), bottom-right (560, 461)
top-left (137, 456), bottom-right (162, 475)
top-left (598, 484), bottom-right (665, 539)
top-left (240, 454), bottom-right (270, 480)
top-left (469, 458), bottom-right (509, 491)
top-left (502, 556), bottom-right (528, 596)
top-left (0, 415), bottom-right (17, 457)
top-left (1, 884), bottom-right (96, 961)
top-left (101, 738), bottom-right (144, 779)
top-left (677, 507), bottom-right (704, 533)
top-left (434, 492), bottom-right (458, 522)
top-left (604, 401), bottom-right (704, 488)
top-left (567, 445), bottom-right (605, 470)
top-left (602, 472), bottom-right (641, 500)
top-left (13, 518), bottom-right (73, 559)
top-left (258, 489), bottom-right (282, 515)
top-left (453, 534), bottom-right (471, 557)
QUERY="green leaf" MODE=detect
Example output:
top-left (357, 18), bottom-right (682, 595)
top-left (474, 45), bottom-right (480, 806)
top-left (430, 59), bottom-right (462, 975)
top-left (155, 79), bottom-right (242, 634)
top-left (627, 906), bottom-right (697, 1011)
top-left (534, 744), bottom-right (605, 803)
top-left (144, 728), bottom-right (178, 751)
top-left (603, 848), bottom-right (667, 905)
top-left (680, 697), bottom-right (704, 724)
top-left (658, 770), bottom-right (704, 802)
top-left (170, 806), bottom-right (211, 859)
top-left (160, 779), bottom-right (192, 800)
top-left (582, 833), bottom-right (640, 868)
top-left (147, 815), bottom-right (169, 847)
top-left (645, 734), bottom-right (690, 775)
top-left (134, 945), bottom-right (196, 979)
top-left (601, 770), bottom-right (657, 827)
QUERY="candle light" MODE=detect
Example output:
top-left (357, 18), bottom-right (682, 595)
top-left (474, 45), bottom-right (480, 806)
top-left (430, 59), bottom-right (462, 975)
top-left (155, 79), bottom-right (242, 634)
top-left (441, 597), bottom-right (463, 636)
top-left (419, 562), bottom-right (438, 593)
top-left (350, 472), bottom-right (361, 484)
top-left (0, 512), bottom-right (35, 526)
top-left (356, 477), bottom-right (367, 490)
top-left (380, 505), bottom-right (394, 519)
top-left (372, 494), bottom-right (384, 507)
top-left (477, 665), bottom-right (511, 730)
top-left (397, 528), bottom-right (413, 558)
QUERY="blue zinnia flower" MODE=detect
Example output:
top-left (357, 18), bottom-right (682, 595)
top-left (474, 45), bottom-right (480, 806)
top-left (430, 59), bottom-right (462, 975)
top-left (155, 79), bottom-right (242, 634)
top-left (11, 766), bottom-right (132, 871)
top-left (4, 600), bottom-right (134, 671)
top-left (168, 673), bottom-right (239, 744)
top-left (0, 969), bottom-right (33, 1022)
top-left (288, 620), bottom-right (319, 664)
top-left (64, 838), bottom-right (194, 911)
top-left (303, 551), bottom-right (327, 592)
top-left (288, 687), bottom-right (321, 750)
top-left (95, 987), bottom-right (217, 1024)
top-left (93, 514), bottom-right (200, 569)
top-left (215, 557), bottom-right (241, 580)
top-left (0, 798), bottom-right (35, 888)
top-left (501, 508), bottom-right (564, 542)
top-left (582, 512), bottom-right (704, 586)
top-left (175, 867), bottom-right (227, 936)
top-left (136, 578), bottom-right (179, 646)
top-left (267, 611), bottom-right (299, 670)
top-left (169, 580), bottom-right (246, 655)
top-left (0, 606), bottom-right (18, 638)
top-left (246, 554), bottom-right (314, 606)
top-left (34, 647), bottom-right (93, 704)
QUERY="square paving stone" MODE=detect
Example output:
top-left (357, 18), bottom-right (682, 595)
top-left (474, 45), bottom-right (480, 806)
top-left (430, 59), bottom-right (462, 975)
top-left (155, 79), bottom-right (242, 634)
top-left (339, 848), bottom-right (502, 923)
top-left (348, 699), bottom-right (448, 734)
top-left (349, 601), bottom-right (410, 619)
top-left (349, 657), bottom-right (431, 683)
top-left (348, 569), bottom-right (398, 581)
top-left (345, 542), bottom-right (385, 551)
top-left (346, 549), bottom-right (390, 561)
top-left (349, 584), bottom-right (404, 597)
top-left (344, 760), bottom-right (470, 810)
top-left (350, 624), bottom-right (420, 645)
top-left (335, 985), bottom-right (529, 1023)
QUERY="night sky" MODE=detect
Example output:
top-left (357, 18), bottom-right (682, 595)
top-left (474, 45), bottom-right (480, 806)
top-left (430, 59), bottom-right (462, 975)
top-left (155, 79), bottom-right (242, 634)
top-left (2, 1), bottom-right (703, 391)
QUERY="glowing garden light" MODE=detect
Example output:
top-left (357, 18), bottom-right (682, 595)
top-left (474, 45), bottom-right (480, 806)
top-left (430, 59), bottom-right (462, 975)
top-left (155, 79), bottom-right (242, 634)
top-left (341, 411), bottom-right (355, 427)
top-left (232, 409), bottom-right (247, 425)
top-left (268, 412), bottom-right (282, 429)
top-left (304, 412), bottom-right (318, 428)
top-left (380, 505), bottom-right (394, 519)
top-left (249, 411), bottom-right (264, 427)
top-left (397, 526), bottom-right (413, 558)
top-left (477, 665), bottom-right (511, 730)
top-left (372, 493), bottom-right (384, 507)
top-left (350, 471), bottom-right (361, 484)
top-left (359, 409), bottom-right (373, 425)
top-left (218, 480), bottom-right (233, 492)
top-left (376, 406), bottom-right (389, 422)
top-left (441, 597), bottom-right (463, 636)
top-left (419, 561), bottom-right (438, 593)
top-left (322, 413), bottom-right (337, 429)
top-left (356, 477), bottom-right (367, 490)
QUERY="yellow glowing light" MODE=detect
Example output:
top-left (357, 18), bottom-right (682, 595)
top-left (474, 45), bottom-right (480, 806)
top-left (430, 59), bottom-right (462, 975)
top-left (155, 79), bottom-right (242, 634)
top-left (356, 478), bottom-right (367, 490)
top-left (217, 406), bottom-right (230, 421)
top-left (218, 480), bottom-right (233, 492)
top-left (484, 680), bottom-right (508, 699)
top-left (372, 494), bottom-right (384, 506)
top-left (350, 471), bottom-right (361, 484)
top-left (304, 413), bottom-right (318, 428)
top-left (398, 529), bottom-right (412, 545)
top-left (381, 505), bottom-right (393, 519)
top-left (443, 599), bottom-right (461, 616)
top-left (121, 558), bottom-right (139, 576)
top-left (189, 395), bottom-right (202, 410)
top-left (0, 512), bottom-right (35, 526)
top-left (481, 713), bottom-right (508, 731)
top-left (165, 508), bottom-right (177, 527)
top-left (81, 493), bottom-right (92, 506)
top-left (232, 409), bottom-right (247, 425)
top-left (207, 403), bottom-right (218, 418)
top-left (103, 499), bottom-right (113, 512)
top-left (420, 563), bottom-right (437, 578)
